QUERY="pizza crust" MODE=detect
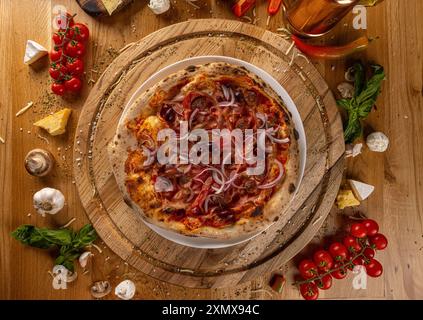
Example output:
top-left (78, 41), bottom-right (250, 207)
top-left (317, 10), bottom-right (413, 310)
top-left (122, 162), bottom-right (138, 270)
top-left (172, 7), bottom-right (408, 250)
top-left (108, 62), bottom-right (300, 240)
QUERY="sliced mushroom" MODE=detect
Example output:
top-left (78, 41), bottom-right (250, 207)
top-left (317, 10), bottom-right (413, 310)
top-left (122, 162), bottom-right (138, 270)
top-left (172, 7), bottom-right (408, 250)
top-left (115, 280), bottom-right (136, 300)
top-left (52, 265), bottom-right (77, 283)
top-left (91, 281), bottom-right (111, 299)
top-left (24, 148), bottom-right (54, 177)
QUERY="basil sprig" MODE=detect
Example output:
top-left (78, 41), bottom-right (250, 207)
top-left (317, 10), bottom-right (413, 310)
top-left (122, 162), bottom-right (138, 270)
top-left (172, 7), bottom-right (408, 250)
top-left (11, 224), bottom-right (97, 272)
top-left (337, 62), bottom-right (385, 143)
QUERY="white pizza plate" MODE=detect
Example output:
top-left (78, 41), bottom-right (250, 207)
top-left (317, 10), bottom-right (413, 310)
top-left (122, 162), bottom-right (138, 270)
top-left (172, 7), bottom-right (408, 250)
top-left (124, 56), bottom-right (307, 249)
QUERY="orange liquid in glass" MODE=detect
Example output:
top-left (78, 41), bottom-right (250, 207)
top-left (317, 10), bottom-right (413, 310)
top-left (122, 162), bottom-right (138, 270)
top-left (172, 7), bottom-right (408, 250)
top-left (284, 0), bottom-right (360, 37)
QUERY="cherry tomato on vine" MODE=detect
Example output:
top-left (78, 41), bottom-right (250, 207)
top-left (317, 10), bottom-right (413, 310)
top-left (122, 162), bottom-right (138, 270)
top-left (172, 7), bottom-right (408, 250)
top-left (352, 256), bottom-right (364, 266)
top-left (64, 76), bottom-right (82, 93)
top-left (329, 242), bottom-right (348, 262)
top-left (331, 263), bottom-right (347, 279)
top-left (343, 236), bottom-right (362, 254)
top-left (52, 33), bottom-right (64, 46)
top-left (49, 47), bottom-right (63, 62)
top-left (350, 222), bottom-right (367, 238)
top-left (314, 274), bottom-right (332, 290)
top-left (365, 258), bottom-right (383, 277)
top-left (65, 41), bottom-right (85, 58)
top-left (313, 250), bottom-right (334, 272)
top-left (298, 259), bottom-right (318, 279)
top-left (300, 282), bottom-right (319, 300)
top-left (73, 23), bottom-right (90, 42)
top-left (51, 82), bottom-right (66, 96)
top-left (363, 248), bottom-right (375, 259)
top-left (49, 63), bottom-right (68, 80)
top-left (66, 58), bottom-right (84, 75)
top-left (369, 233), bottom-right (388, 250)
top-left (362, 219), bottom-right (379, 236)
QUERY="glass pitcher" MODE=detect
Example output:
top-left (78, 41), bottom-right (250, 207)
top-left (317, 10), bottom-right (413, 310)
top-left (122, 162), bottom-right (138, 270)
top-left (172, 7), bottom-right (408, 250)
top-left (282, 0), bottom-right (360, 37)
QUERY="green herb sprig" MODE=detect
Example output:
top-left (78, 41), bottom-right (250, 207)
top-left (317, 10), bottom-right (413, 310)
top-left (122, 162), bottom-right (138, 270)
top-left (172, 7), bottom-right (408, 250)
top-left (337, 62), bottom-right (385, 143)
top-left (11, 224), bottom-right (97, 272)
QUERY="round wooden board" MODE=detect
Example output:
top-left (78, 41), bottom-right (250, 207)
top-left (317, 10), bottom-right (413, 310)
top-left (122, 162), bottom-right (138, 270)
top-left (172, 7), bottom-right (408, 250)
top-left (74, 19), bottom-right (345, 289)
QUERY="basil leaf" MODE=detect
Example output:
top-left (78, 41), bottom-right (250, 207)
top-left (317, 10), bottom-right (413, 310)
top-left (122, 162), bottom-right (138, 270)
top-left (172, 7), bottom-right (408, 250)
top-left (11, 225), bottom-right (72, 248)
top-left (353, 62), bottom-right (365, 97)
top-left (356, 64), bottom-right (385, 107)
top-left (72, 224), bottom-right (97, 248)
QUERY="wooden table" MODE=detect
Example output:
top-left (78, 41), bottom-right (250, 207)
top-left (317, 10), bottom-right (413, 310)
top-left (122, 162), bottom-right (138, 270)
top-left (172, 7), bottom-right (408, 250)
top-left (0, 0), bottom-right (422, 300)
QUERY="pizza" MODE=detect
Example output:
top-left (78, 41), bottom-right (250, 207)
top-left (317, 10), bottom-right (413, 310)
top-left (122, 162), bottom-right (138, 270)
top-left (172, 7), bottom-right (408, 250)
top-left (109, 62), bottom-right (300, 239)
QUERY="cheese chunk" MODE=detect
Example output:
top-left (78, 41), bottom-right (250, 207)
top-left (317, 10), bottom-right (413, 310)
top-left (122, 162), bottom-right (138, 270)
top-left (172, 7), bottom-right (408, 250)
top-left (348, 179), bottom-right (374, 201)
top-left (34, 108), bottom-right (72, 136)
top-left (24, 40), bottom-right (48, 65)
top-left (336, 189), bottom-right (360, 209)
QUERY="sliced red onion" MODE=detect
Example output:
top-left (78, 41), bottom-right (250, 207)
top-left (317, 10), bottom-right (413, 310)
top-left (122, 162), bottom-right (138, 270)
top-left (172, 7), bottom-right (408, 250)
top-left (142, 146), bottom-right (156, 166)
top-left (258, 159), bottom-right (284, 189)
top-left (266, 132), bottom-right (290, 144)
top-left (172, 92), bottom-right (185, 102)
top-left (176, 164), bottom-right (192, 173)
top-left (217, 88), bottom-right (237, 107)
top-left (154, 176), bottom-right (174, 192)
top-left (189, 108), bottom-right (199, 128)
top-left (221, 84), bottom-right (230, 101)
top-left (186, 188), bottom-right (195, 202)
top-left (171, 102), bottom-right (184, 115)
top-left (256, 113), bottom-right (267, 129)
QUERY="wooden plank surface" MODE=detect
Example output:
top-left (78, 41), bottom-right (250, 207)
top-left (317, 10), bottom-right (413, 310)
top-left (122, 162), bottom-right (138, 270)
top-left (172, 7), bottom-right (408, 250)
top-left (0, 0), bottom-right (422, 299)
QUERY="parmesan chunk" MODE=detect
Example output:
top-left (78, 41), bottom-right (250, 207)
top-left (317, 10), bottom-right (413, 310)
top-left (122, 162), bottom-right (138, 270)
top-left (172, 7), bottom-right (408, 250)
top-left (336, 189), bottom-right (360, 209)
top-left (348, 179), bottom-right (374, 201)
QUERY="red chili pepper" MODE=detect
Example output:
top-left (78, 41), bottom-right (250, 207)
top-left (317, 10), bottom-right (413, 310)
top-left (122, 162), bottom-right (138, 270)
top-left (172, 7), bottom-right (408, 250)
top-left (267, 0), bottom-right (282, 16)
top-left (291, 35), bottom-right (370, 60)
top-left (232, 0), bottom-right (256, 17)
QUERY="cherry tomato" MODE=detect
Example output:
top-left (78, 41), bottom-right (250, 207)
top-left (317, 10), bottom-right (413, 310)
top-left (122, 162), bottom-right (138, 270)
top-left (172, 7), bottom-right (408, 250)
top-left (73, 23), bottom-right (89, 42)
top-left (365, 258), bottom-right (383, 277)
top-left (52, 32), bottom-right (64, 46)
top-left (314, 274), bottom-right (332, 290)
top-left (49, 47), bottom-right (63, 62)
top-left (65, 41), bottom-right (85, 58)
top-left (49, 63), bottom-right (68, 80)
top-left (66, 58), bottom-right (84, 75)
top-left (300, 282), bottom-right (319, 300)
top-left (64, 76), bottom-right (82, 93)
top-left (363, 248), bottom-right (375, 259)
top-left (350, 222), bottom-right (367, 238)
top-left (331, 262), bottom-right (347, 279)
top-left (343, 235), bottom-right (362, 254)
top-left (51, 82), bottom-right (66, 96)
top-left (313, 250), bottom-right (334, 272)
top-left (352, 256), bottom-right (364, 266)
top-left (369, 233), bottom-right (388, 250)
top-left (362, 219), bottom-right (379, 236)
top-left (329, 242), bottom-right (348, 262)
top-left (298, 259), bottom-right (318, 279)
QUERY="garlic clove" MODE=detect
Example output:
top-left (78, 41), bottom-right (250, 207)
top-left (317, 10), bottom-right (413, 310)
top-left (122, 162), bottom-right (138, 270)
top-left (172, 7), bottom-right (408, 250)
top-left (114, 280), bottom-right (136, 300)
top-left (337, 82), bottom-right (355, 99)
top-left (33, 187), bottom-right (65, 216)
top-left (148, 0), bottom-right (170, 14)
top-left (24, 149), bottom-right (54, 177)
top-left (366, 132), bottom-right (389, 152)
top-left (91, 281), bottom-right (111, 299)
top-left (79, 251), bottom-right (93, 268)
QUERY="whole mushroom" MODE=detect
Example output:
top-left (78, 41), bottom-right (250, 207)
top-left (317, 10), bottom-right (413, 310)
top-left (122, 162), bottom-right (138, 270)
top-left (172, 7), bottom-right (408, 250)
top-left (24, 149), bottom-right (54, 177)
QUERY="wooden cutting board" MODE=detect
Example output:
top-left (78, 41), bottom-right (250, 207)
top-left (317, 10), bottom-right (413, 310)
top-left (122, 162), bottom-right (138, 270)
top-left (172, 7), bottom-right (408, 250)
top-left (73, 19), bottom-right (345, 288)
